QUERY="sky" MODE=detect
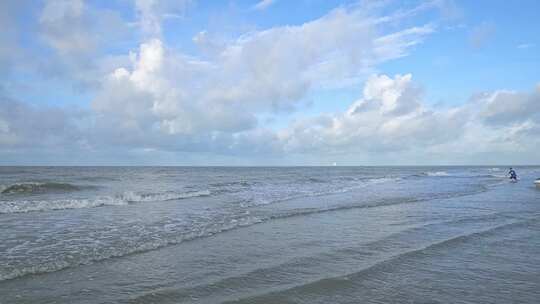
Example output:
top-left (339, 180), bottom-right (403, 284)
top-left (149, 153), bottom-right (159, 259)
top-left (0, 0), bottom-right (539, 166)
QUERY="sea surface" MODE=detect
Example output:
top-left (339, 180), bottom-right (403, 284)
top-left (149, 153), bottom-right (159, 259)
top-left (0, 166), bottom-right (539, 303)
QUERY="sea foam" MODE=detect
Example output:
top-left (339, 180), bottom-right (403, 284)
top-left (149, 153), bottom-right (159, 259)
top-left (0, 190), bottom-right (211, 214)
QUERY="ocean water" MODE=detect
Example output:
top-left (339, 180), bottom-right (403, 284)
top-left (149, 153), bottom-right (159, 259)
top-left (0, 166), bottom-right (539, 303)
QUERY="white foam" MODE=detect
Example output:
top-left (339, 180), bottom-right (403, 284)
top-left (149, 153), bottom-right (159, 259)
top-left (366, 177), bottom-right (402, 184)
top-left (0, 197), bottom-right (128, 214)
top-left (121, 190), bottom-right (211, 202)
top-left (0, 214), bottom-right (265, 281)
top-left (0, 190), bottom-right (212, 214)
top-left (425, 171), bottom-right (450, 177)
top-left (243, 176), bottom-right (401, 207)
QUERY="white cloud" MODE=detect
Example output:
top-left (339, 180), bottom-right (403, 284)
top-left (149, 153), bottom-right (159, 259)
top-left (252, 0), bottom-right (276, 11)
top-left (275, 75), bottom-right (540, 163)
top-left (135, 0), bottom-right (192, 36)
top-left (4, 71), bottom-right (539, 164)
top-left (480, 86), bottom-right (540, 125)
top-left (34, 0), bottom-right (131, 89)
top-left (39, 0), bottom-right (127, 54)
top-left (277, 74), bottom-right (468, 155)
top-left (91, 5), bottom-right (434, 142)
top-left (2, 0), bottom-right (539, 164)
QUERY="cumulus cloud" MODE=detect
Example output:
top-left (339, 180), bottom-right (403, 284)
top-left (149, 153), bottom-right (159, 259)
top-left (91, 5), bottom-right (434, 144)
top-left (278, 74), bottom-right (469, 154)
top-left (480, 86), bottom-right (540, 126)
top-left (1, 0), bottom-right (539, 164)
top-left (4, 70), bottom-right (539, 164)
top-left (274, 74), bottom-right (540, 164)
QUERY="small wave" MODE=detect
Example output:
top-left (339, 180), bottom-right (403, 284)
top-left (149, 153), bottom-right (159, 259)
top-left (242, 177), bottom-right (402, 207)
top-left (121, 190), bottom-right (211, 203)
top-left (366, 177), bottom-right (401, 184)
top-left (0, 182), bottom-right (82, 195)
top-left (303, 177), bottom-right (327, 183)
top-left (424, 171), bottom-right (450, 177)
top-left (0, 214), bottom-right (265, 282)
top-left (0, 190), bottom-right (211, 214)
top-left (263, 185), bottom-right (487, 222)
top-left (0, 182), bottom-right (490, 282)
top-left (223, 218), bottom-right (535, 303)
top-left (75, 176), bottom-right (120, 182)
top-left (0, 197), bottom-right (128, 214)
top-left (210, 181), bottom-right (255, 188)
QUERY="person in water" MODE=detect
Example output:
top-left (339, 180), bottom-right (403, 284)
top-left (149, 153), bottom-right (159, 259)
top-left (508, 167), bottom-right (517, 181)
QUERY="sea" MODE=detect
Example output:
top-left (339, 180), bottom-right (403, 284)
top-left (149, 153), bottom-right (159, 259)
top-left (0, 166), bottom-right (539, 303)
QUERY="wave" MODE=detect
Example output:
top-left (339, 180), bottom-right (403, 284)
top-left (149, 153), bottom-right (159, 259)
top-left (0, 197), bottom-right (128, 214)
top-left (424, 171), bottom-right (450, 177)
top-left (243, 177), bottom-right (402, 207)
top-left (366, 176), bottom-right (401, 184)
top-left (263, 185), bottom-right (488, 222)
top-left (210, 181), bottom-right (256, 188)
top-left (0, 181), bottom-right (491, 282)
top-left (0, 214), bottom-right (265, 282)
top-left (75, 176), bottom-right (120, 182)
top-left (412, 171), bottom-right (508, 179)
top-left (0, 175), bottom-right (400, 214)
top-left (488, 174), bottom-right (507, 178)
top-left (0, 190), bottom-right (211, 214)
top-left (0, 182), bottom-right (82, 195)
top-left (120, 190), bottom-right (211, 203)
top-left (303, 177), bottom-right (328, 183)
top-left (219, 218), bottom-right (537, 304)
top-left (128, 216), bottom-right (536, 304)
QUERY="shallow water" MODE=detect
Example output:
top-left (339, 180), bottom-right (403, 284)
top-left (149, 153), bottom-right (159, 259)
top-left (0, 166), bottom-right (539, 303)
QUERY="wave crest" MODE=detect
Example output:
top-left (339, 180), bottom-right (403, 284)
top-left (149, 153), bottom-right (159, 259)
top-left (0, 190), bottom-right (211, 214)
top-left (120, 190), bottom-right (211, 203)
top-left (424, 171), bottom-right (450, 177)
top-left (1, 182), bottom-right (81, 195)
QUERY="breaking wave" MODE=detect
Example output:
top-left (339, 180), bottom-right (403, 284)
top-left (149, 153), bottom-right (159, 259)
top-left (0, 182), bottom-right (82, 195)
top-left (0, 190), bottom-right (211, 214)
top-left (239, 177), bottom-right (402, 207)
top-left (415, 170), bottom-right (509, 179)
top-left (424, 171), bottom-right (450, 177)
top-left (120, 190), bottom-right (211, 203)
top-left (0, 181), bottom-right (489, 282)
top-left (0, 197), bottom-right (128, 214)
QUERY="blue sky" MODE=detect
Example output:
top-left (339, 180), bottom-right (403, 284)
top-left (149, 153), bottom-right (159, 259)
top-left (0, 0), bottom-right (539, 165)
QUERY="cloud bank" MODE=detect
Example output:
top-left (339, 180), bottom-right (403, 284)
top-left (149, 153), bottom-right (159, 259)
top-left (0, 0), bottom-right (538, 165)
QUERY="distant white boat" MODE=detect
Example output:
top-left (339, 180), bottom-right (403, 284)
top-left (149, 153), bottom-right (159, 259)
top-left (332, 162), bottom-right (337, 166)
top-left (535, 179), bottom-right (540, 187)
